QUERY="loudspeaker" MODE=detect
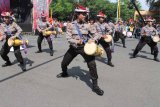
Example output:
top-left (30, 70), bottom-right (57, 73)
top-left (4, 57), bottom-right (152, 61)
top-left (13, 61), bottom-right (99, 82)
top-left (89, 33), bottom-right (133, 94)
top-left (10, 0), bottom-right (33, 32)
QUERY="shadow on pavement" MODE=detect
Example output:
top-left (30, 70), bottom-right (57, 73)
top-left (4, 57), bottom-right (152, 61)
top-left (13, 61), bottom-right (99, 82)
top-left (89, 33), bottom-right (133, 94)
top-left (131, 49), bottom-right (151, 55)
top-left (0, 55), bottom-right (64, 83)
top-left (68, 66), bottom-right (92, 90)
top-left (128, 53), bottom-right (154, 60)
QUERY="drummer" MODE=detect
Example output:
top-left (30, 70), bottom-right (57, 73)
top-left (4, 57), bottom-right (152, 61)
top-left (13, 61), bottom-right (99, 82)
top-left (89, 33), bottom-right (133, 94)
top-left (115, 20), bottom-right (126, 48)
top-left (56, 5), bottom-right (104, 96)
top-left (131, 17), bottom-right (159, 62)
top-left (36, 12), bottom-right (54, 56)
top-left (0, 11), bottom-right (26, 71)
top-left (94, 11), bottom-right (114, 67)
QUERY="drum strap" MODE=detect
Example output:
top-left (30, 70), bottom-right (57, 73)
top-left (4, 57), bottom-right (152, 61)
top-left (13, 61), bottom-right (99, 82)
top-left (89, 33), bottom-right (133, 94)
top-left (74, 23), bottom-right (88, 44)
top-left (98, 24), bottom-right (105, 35)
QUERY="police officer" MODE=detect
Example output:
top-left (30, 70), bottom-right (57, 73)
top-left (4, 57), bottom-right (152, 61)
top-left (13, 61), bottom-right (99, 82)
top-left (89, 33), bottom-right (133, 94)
top-left (94, 11), bottom-right (114, 67)
top-left (56, 5), bottom-right (104, 96)
top-left (36, 12), bottom-right (53, 56)
top-left (131, 18), bottom-right (159, 62)
top-left (115, 20), bottom-right (126, 48)
top-left (0, 11), bottom-right (26, 71)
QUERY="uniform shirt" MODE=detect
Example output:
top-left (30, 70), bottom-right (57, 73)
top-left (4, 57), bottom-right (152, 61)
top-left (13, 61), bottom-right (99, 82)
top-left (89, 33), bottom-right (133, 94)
top-left (115, 24), bottom-right (125, 33)
top-left (66, 20), bottom-right (100, 48)
top-left (141, 25), bottom-right (158, 37)
top-left (108, 22), bottom-right (115, 30)
top-left (37, 19), bottom-right (51, 32)
top-left (89, 23), bottom-right (97, 35)
top-left (94, 22), bottom-right (112, 36)
top-left (1, 22), bottom-right (22, 38)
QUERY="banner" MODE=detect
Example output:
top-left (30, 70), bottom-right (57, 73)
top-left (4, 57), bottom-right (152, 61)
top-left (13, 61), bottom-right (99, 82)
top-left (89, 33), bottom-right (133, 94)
top-left (0, 0), bottom-right (10, 12)
top-left (33, 0), bottom-right (52, 30)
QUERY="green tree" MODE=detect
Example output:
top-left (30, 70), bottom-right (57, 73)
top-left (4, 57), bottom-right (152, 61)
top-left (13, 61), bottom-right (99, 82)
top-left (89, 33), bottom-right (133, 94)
top-left (49, 0), bottom-right (141, 21)
top-left (50, 0), bottom-right (73, 20)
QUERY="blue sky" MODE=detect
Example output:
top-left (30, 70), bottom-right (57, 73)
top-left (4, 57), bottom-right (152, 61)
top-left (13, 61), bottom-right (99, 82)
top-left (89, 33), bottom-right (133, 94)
top-left (110, 0), bottom-right (149, 10)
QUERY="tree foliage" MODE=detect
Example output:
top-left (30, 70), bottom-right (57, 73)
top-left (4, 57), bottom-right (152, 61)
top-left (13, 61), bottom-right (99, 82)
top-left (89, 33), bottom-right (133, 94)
top-left (50, 0), bottom-right (141, 21)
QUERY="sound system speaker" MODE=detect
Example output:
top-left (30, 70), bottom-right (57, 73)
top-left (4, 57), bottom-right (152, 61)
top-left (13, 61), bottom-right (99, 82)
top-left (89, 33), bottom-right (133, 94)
top-left (10, 0), bottom-right (33, 32)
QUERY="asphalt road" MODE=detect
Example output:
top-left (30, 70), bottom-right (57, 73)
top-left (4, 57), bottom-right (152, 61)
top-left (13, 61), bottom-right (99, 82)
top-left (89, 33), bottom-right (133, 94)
top-left (0, 35), bottom-right (160, 107)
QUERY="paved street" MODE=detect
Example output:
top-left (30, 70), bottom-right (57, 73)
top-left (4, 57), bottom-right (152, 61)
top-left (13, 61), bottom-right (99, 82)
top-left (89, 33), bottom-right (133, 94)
top-left (0, 35), bottom-right (160, 107)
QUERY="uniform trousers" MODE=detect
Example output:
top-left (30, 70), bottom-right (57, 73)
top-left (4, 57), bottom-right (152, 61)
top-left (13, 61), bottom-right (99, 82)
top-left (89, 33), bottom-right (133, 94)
top-left (133, 36), bottom-right (158, 58)
top-left (98, 38), bottom-right (112, 62)
top-left (37, 32), bottom-right (53, 51)
top-left (61, 45), bottom-right (98, 80)
top-left (1, 39), bottom-right (24, 64)
top-left (115, 31), bottom-right (126, 46)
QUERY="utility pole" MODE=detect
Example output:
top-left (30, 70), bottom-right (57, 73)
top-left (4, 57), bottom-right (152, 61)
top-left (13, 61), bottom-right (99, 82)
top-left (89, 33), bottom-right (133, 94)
top-left (117, 0), bottom-right (121, 22)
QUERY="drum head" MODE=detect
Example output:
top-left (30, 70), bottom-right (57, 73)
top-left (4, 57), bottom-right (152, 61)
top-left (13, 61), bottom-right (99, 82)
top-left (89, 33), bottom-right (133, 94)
top-left (153, 36), bottom-right (160, 42)
top-left (123, 31), bottom-right (126, 36)
top-left (84, 42), bottom-right (97, 55)
top-left (104, 35), bottom-right (112, 42)
top-left (8, 39), bottom-right (14, 47)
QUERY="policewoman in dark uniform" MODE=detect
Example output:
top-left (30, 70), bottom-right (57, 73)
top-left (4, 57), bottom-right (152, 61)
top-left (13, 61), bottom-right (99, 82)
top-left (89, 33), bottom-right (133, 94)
top-left (36, 12), bottom-right (53, 56)
top-left (56, 5), bottom-right (104, 96)
top-left (114, 20), bottom-right (126, 48)
top-left (131, 18), bottom-right (159, 62)
top-left (0, 11), bottom-right (26, 71)
top-left (94, 11), bottom-right (114, 67)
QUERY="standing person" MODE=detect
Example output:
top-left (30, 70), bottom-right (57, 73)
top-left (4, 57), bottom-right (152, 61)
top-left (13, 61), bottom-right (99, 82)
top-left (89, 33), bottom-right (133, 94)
top-left (63, 21), bottom-right (67, 32)
top-left (131, 18), bottom-right (159, 62)
top-left (115, 20), bottom-right (126, 48)
top-left (129, 23), bottom-right (134, 36)
top-left (0, 11), bottom-right (26, 71)
top-left (94, 11), bottom-right (114, 67)
top-left (53, 18), bottom-right (60, 38)
top-left (56, 5), bottom-right (104, 96)
top-left (36, 12), bottom-right (54, 56)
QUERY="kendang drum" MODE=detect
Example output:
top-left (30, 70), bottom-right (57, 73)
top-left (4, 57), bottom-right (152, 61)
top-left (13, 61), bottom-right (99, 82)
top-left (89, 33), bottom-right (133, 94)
top-left (104, 35), bottom-right (112, 42)
top-left (152, 35), bottom-right (160, 43)
top-left (123, 31), bottom-right (127, 36)
top-left (84, 42), bottom-right (104, 56)
top-left (8, 38), bottom-right (29, 47)
top-left (43, 31), bottom-right (57, 36)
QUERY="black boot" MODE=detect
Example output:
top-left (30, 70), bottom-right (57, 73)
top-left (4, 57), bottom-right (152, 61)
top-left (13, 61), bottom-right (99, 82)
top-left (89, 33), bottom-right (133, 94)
top-left (50, 50), bottom-right (54, 56)
top-left (107, 61), bottom-right (114, 67)
top-left (154, 57), bottom-right (160, 62)
top-left (123, 45), bottom-right (126, 48)
top-left (2, 61), bottom-right (12, 67)
top-left (130, 53), bottom-right (136, 59)
top-left (36, 50), bottom-right (42, 53)
top-left (20, 63), bottom-right (26, 71)
top-left (92, 80), bottom-right (104, 96)
top-left (56, 72), bottom-right (69, 78)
